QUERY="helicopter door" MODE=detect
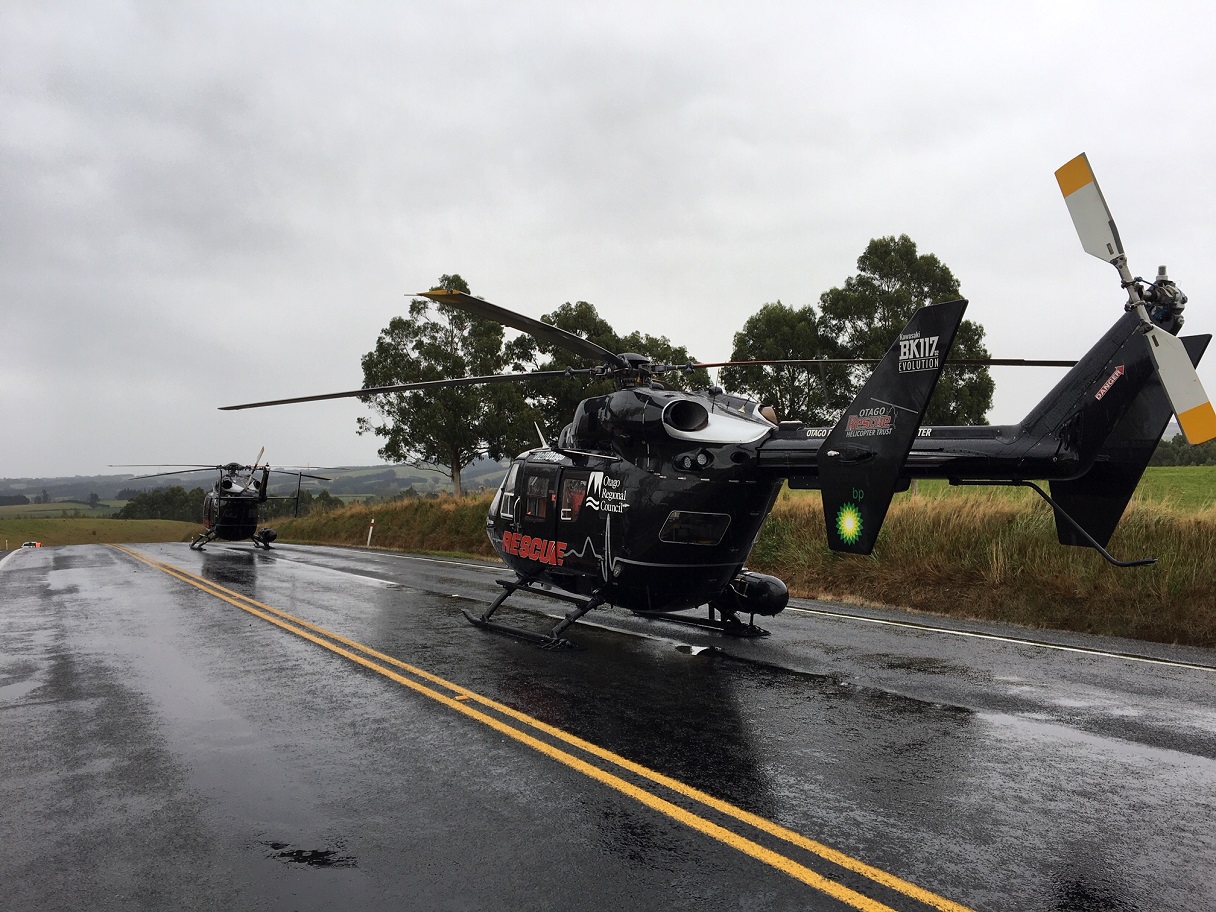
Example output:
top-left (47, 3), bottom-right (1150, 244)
top-left (558, 470), bottom-right (591, 526)
top-left (554, 468), bottom-right (602, 579)
top-left (202, 492), bottom-right (218, 529)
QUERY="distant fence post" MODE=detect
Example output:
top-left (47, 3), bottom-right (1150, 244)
top-left (366, 518), bottom-right (375, 547)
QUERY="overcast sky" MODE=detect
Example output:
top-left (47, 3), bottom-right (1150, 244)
top-left (4, 1), bottom-right (1215, 479)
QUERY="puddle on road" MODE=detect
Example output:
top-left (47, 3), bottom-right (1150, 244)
top-left (260, 840), bottom-right (357, 868)
top-left (675, 644), bottom-right (720, 656)
top-left (0, 678), bottom-right (42, 702)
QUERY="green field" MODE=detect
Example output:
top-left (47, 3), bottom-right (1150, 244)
top-left (811, 465), bottom-right (1216, 512)
top-left (0, 518), bottom-right (197, 547)
top-left (1131, 466), bottom-right (1216, 509)
top-left (0, 500), bottom-right (126, 519)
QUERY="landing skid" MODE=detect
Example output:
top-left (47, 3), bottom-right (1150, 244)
top-left (190, 530), bottom-right (217, 551)
top-left (634, 605), bottom-right (771, 638)
top-left (463, 579), bottom-right (606, 649)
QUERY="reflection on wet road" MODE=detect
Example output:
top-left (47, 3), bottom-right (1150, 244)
top-left (2, 542), bottom-right (1213, 911)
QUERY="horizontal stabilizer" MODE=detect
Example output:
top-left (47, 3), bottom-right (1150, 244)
top-left (819, 299), bottom-right (968, 554)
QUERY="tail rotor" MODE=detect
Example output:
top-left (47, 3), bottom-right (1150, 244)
top-left (1056, 153), bottom-right (1215, 443)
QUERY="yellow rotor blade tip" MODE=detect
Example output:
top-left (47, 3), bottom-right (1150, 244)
top-left (1055, 153), bottom-right (1095, 198)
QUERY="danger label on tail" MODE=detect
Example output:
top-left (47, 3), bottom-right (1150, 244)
top-left (1094, 364), bottom-right (1124, 400)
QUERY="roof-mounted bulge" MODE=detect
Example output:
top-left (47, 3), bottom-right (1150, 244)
top-left (663, 399), bottom-right (709, 433)
top-left (662, 395), bottom-right (772, 444)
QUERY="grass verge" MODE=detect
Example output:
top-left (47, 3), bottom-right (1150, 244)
top-left (0, 518), bottom-right (198, 546)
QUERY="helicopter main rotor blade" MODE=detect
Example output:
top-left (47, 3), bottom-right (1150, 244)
top-left (123, 467), bottom-right (224, 480)
top-left (419, 289), bottom-right (629, 369)
top-left (267, 469), bottom-right (333, 482)
top-left (1055, 153), bottom-right (1124, 264)
top-left (109, 464), bottom-right (219, 469)
top-left (219, 369), bottom-right (581, 411)
top-left (690, 357), bottom-right (1077, 369)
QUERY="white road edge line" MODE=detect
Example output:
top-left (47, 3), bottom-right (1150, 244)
top-left (785, 605), bottom-right (1216, 672)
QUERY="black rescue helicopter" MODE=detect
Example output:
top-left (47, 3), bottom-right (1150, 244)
top-left (119, 449), bottom-right (331, 550)
top-left (223, 155), bottom-right (1214, 646)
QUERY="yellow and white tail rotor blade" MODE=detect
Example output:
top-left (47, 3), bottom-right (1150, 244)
top-left (1146, 327), bottom-right (1216, 443)
top-left (1056, 152), bottom-right (1215, 444)
top-left (1055, 153), bottom-right (1124, 264)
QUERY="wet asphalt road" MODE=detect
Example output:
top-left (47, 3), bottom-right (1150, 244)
top-left (2, 543), bottom-right (1214, 912)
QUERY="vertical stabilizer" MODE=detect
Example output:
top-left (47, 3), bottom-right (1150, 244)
top-left (819, 299), bottom-right (967, 554)
top-left (1050, 334), bottom-right (1211, 547)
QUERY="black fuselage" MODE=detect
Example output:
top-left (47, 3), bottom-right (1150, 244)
top-left (202, 491), bottom-right (263, 542)
top-left (486, 310), bottom-right (1199, 615)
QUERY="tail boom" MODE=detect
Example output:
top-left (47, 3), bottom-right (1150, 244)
top-left (755, 315), bottom-right (1210, 556)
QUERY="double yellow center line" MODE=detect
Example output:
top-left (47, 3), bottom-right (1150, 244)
top-left (112, 544), bottom-right (973, 912)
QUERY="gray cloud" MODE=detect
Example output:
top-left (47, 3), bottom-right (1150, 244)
top-left (3, 1), bottom-right (1214, 476)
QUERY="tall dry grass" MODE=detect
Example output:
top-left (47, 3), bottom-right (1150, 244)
top-left (276, 496), bottom-right (499, 559)
top-left (750, 490), bottom-right (1216, 647)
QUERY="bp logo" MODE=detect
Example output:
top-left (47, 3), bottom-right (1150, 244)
top-left (835, 503), bottom-right (863, 545)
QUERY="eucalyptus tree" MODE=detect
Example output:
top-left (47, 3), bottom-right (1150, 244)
top-left (509, 299), bottom-right (711, 438)
top-left (718, 301), bottom-right (853, 425)
top-left (818, 235), bottom-right (994, 424)
top-left (357, 275), bottom-right (537, 497)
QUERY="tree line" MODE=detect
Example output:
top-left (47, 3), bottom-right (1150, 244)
top-left (358, 236), bottom-right (997, 495)
top-left (6, 489), bottom-right (52, 505)
top-left (115, 487), bottom-right (208, 522)
top-left (258, 488), bottom-right (347, 519)
top-left (1150, 434), bottom-right (1216, 466)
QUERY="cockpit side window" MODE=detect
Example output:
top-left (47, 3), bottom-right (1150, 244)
top-left (498, 463), bottom-right (520, 519)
